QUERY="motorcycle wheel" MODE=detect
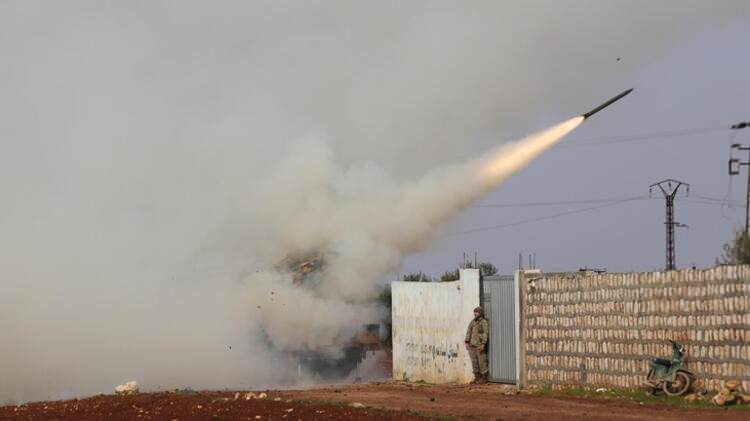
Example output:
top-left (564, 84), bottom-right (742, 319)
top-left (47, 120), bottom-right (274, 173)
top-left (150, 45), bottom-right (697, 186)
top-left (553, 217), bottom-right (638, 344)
top-left (662, 371), bottom-right (691, 396)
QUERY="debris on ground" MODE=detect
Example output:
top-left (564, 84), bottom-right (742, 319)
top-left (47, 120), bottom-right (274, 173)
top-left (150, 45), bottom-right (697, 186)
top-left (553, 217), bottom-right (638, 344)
top-left (710, 379), bottom-right (748, 406)
top-left (350, 402), bottom-right (366, 408)
top-left (114, 381), bottom-right (139, 396)
top-left (595, 388), bottom-right (608, 393)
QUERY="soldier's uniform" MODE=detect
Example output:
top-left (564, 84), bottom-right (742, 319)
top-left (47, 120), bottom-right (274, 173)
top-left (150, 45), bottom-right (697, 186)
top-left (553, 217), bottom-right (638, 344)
top-left (465, 306), bottom-right (489, 383)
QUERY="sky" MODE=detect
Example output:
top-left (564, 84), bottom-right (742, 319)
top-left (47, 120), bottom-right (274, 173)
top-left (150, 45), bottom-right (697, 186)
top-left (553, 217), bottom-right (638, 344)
top-left (403, 6), bottom-right (750, 276)
top-left (2, 0), bottom-right (750, 403)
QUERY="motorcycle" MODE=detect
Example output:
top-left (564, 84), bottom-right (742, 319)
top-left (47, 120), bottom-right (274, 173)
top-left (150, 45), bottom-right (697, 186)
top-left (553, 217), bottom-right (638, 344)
top-left (644, 339), bottom-right (694, 396)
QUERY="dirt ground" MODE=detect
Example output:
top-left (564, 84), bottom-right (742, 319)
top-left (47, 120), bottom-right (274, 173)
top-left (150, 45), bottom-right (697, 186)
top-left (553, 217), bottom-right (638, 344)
top-left (0, 390), bottom-right (429, 421)
top-left (279, 382), bottom-right (749, 421)
top-left (2, 382), bottom-right (748, 421)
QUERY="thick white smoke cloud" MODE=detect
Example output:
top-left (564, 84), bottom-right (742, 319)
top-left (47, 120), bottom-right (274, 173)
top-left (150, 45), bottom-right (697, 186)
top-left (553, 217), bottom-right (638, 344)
top-left (1, 0), bottom-right (746, 404)
top-left (245, 116), bottom-right (582, 355)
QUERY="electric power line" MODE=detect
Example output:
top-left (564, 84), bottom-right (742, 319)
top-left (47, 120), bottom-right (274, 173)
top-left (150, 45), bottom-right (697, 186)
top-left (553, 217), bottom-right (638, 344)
top-left (560, 126), bottom-right (726, 148)
top-left (472, 194), bottom-right (743, 209)
top-left (451, 197), bottom-right (645, 236)
top-left (472, 196), bottom-right (647, 208)
top-left (453, 194), bottom-right (743, 237)
top-left (684, 199), bottom-right (745, 208)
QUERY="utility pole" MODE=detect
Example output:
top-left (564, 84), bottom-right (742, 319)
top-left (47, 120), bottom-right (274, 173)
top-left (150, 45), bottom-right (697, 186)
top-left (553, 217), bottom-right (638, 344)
top-left (728, 121), bottom-right (750, 235)
top-left (649, 179), bottom-right (689, 271)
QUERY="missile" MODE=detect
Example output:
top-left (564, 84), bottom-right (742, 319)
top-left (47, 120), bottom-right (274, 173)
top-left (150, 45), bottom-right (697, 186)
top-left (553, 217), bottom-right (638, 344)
top-left (582, 88), bottom-right (633, 119)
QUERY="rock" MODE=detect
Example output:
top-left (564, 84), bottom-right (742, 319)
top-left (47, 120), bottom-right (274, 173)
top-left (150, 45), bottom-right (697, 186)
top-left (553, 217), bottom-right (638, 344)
top-left (725, 380), bottom-right (742, 392)
top-left (273, 397), bottom-right (282, 402)
top-left (595, 388), bottom-right (608, 393)
top-left (234, 392), bottom-right (240, 400)
top-left (737, 393), bottom-right (750, 404)
top-left (244, 392), bottom-right (257, 400)
top-left (684, 393), bottom-right (700, 403)
top-left (498, 385), bottom-right (519, 396)
top-left (712, 389), bottom-right (735, 406)
top-left (350, 402), bottom-right (366, 408)
top-left (115, 381), bottom-right (139, 396)
top-left (257, 392), bottom-right (268, 399)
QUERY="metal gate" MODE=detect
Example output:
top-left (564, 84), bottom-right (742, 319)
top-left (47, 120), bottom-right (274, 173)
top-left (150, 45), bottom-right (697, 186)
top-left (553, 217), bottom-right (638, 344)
top-left (481, 275), bottom-right (517, 383)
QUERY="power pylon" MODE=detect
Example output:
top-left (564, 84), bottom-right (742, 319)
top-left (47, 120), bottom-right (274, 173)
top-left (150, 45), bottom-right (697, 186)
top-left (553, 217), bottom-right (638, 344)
top-left (649, 179), bottom-right (689, 271)
top-left (728, 121), bottom-right (750, 235)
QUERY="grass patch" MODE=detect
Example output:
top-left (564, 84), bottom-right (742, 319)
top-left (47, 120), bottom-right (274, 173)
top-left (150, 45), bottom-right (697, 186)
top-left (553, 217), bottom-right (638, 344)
top-left (409, 411), bottom-right (460, 421)
top-left (531, 386), bottom-right (749, 410)
top-left (412, 380), bottom-right (434, 386)
top-left (171, 388), bottom-right (199, 395)
top-left (293, 398), bottom-right (459, 420)
top-left (295, 398), bottom-right (351, 408)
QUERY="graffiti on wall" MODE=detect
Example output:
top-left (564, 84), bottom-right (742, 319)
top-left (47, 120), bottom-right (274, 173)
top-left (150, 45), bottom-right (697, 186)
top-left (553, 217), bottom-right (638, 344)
top-left (403, 342), bottom-right (460, 370)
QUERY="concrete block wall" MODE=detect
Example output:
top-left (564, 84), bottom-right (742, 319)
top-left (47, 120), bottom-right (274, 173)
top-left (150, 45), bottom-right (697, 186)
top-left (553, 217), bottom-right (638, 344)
top-left (391, 269), bottom-right (480, 383)
top-left (521, 266), bottom-right (750, 391)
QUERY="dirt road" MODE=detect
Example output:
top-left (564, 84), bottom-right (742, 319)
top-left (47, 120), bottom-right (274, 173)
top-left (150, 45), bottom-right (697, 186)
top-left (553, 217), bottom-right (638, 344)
top-left (281, 382), bottom-right (747, 421)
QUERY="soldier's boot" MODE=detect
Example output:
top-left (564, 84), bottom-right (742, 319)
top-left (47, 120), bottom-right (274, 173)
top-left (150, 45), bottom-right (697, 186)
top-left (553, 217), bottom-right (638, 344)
top-left (471, 373), bottom-right (481, 384)
top-left (476, 373), bottom-right (488, 384)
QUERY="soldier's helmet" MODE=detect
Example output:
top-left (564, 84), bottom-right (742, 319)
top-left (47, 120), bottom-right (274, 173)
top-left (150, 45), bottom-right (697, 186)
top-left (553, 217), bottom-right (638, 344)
top-left (473, 306), bottom-right (484, 315)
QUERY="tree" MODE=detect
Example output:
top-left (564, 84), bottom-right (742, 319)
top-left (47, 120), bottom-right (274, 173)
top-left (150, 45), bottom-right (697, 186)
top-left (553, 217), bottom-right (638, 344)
top-left (477, 262), bottom-right (498, 277)
top-left (439, 268), bottom-right (460, 282)
top-left (377, 284), bottom-right (393, 346)
top-left (720, 230), bottom-right (750, 264)
top-left (400, 271), bottom-right (432, 282)
top-left (440, 261), bottom-right (498, 282)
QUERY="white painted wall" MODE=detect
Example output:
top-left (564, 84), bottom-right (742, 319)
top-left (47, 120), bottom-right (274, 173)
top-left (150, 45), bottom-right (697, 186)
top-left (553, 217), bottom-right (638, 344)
top-left (391, 269), bottom-right (480, 383)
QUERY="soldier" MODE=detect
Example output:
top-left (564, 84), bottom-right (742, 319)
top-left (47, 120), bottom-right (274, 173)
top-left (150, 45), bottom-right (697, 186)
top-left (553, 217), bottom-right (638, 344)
top-left (465, 306), bottom-right (489, 383)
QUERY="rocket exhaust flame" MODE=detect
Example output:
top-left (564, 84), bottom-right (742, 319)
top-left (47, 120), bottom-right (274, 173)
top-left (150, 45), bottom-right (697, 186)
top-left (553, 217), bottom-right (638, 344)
top-left (478, 116), bottom-right (584, 183)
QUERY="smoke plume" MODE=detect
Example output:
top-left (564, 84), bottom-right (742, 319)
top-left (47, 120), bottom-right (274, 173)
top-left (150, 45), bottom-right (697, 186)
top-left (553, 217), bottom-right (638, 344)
top-left (248, 116), bottom-right (583, 354)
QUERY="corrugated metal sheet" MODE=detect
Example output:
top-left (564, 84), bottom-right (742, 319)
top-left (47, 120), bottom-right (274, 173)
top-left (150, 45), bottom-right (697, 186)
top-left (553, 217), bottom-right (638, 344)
top-left (483, 275), bottom-right (517, 383)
